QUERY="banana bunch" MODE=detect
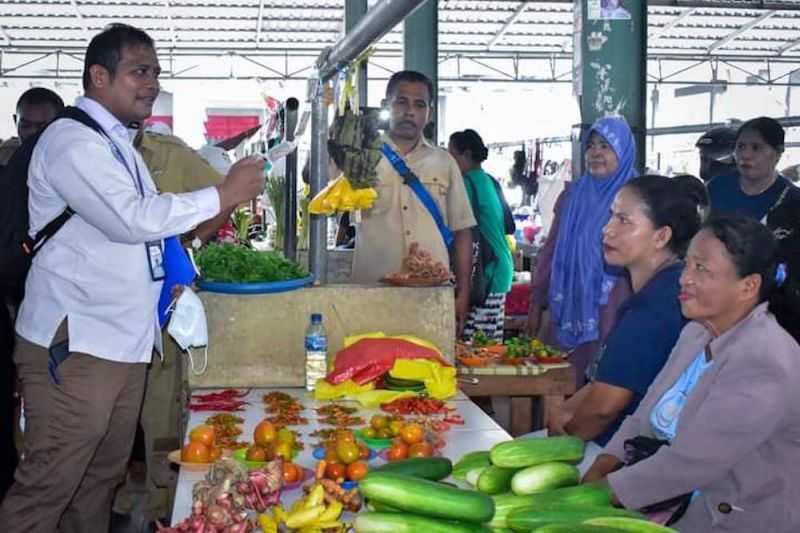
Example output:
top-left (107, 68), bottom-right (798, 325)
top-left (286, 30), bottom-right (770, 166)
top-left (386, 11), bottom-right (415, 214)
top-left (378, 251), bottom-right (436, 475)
top-left (257, 483), bottom-right (347, 533)
top-left (327, 107), bottom-right (383, 190)
top-left (308, 176), bottom-right (377, 215)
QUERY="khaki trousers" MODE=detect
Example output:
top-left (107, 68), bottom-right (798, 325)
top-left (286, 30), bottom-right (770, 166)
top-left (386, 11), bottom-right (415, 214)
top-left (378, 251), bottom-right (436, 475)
top-left (0, 324), bottom-right (147, 533)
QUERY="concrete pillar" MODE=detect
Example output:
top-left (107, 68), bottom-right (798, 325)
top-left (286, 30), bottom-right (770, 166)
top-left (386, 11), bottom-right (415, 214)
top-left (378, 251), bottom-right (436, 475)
top-left (345, 0), bottom-right (368, 105)
top-left (404, 0), bottom-right (438, 143)
top-left (574, 0), bottom-right (647, 171)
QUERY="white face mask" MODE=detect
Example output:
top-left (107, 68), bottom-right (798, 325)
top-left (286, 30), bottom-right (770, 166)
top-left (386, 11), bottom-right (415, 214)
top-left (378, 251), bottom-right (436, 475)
top-left (167, 288), bottom-right (209, 375)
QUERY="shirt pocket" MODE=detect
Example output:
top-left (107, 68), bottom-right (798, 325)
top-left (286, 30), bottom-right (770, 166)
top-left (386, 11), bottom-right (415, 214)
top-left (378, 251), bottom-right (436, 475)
top-left (419, 175), bottom-right (448, 215)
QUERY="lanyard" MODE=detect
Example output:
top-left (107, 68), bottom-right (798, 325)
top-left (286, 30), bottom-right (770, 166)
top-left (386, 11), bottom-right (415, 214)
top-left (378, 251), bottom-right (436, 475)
top-left (100, 130), bottom-right (146, 197)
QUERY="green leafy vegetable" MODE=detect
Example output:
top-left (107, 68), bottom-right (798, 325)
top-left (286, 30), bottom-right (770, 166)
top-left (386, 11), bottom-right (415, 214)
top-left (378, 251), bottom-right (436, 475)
top-left (196, 243), bottom-right (308, 283)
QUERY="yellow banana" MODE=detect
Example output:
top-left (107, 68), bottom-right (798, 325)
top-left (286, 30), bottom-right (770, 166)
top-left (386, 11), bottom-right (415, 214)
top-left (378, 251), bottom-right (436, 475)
top-left (285, 504), bottom-right (325, 528)
top-left (317, 500), bottom-right (343, 523)
top-left (257, 514), bottom-right (278, 533)
top-left (304, 484), bottom-right (326, 508)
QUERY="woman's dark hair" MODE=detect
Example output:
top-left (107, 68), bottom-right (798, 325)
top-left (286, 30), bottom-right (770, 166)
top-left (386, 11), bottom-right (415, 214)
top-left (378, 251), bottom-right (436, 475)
top-left (83, 24), bottom-right (155, 91)
top-left (736, 116), bottom-right (785, 152)
top-left (449, 129), bottom-right (489, 163)
top-left (703, 216), bottom-right (800, 341)
top-left (623, 174), bottom-right (707, 255)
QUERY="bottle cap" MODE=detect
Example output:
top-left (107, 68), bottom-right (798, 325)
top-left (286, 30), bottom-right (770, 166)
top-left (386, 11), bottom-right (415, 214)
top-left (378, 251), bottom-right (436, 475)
top-left (311, 313), bottom-right (322, 322)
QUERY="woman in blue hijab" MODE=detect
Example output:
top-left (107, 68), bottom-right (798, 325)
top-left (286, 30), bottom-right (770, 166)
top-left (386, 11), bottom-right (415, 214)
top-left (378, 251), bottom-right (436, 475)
top-left (529, 117), bottom-right (637, 383)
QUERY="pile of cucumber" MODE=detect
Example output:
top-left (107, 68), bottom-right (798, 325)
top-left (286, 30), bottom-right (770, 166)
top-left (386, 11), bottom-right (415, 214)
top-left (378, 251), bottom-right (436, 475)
top-left (451, 435), bottom-right (676, 533)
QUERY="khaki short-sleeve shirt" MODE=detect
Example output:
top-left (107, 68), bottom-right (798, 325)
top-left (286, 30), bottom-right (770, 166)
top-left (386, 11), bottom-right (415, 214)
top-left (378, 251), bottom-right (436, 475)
top-left (137, 132), bottom-right (223, 194)
top-left (351, 136), bottom-right (476, 283)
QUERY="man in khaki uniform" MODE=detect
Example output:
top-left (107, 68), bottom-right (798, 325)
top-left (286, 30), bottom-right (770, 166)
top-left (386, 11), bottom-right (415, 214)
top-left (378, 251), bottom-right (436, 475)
top-left (351, 70), bottom-right (476, 332)
top-left (0, 88), bottom-right (64, 166)
top-left (115, 125), bottom-right (232, 520)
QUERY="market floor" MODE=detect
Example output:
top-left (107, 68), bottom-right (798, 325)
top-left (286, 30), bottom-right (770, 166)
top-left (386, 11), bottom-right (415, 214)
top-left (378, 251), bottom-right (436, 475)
top-left (110, 475), bottom-right (158, 533)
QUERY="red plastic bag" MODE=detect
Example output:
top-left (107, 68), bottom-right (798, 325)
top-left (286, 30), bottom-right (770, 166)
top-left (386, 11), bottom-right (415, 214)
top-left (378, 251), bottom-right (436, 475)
top-left (326, 338), bottom-right (450, 385)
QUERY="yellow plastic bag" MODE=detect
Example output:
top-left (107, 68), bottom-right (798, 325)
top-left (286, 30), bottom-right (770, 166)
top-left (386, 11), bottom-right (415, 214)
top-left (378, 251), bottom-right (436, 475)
top-left (390, 358), bottom-right (457, 400)
top-left (351, 389), bottom-right (417, 407)
top-left (312, 379), bottom-right (374, 401)
top-left (308, 176), bottom-right (376, 215)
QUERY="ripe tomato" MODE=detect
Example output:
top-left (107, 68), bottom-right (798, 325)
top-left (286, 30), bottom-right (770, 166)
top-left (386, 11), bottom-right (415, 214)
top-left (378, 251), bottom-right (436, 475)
top-left (346, 460), bottom-right (369, 482)
top-left (181, 442), bottom-right (210, 463)
top-left (408, 442), bottom-right (433, 458)
top-left (399, 423), bottom-right (424, 445)
top-left (245, 445), bottom-right (267, 462)
top-left (336, 441), bottom-right (360, 465)
top-left (189, 424), bottom-right (216, 447)
top-left (324, 445), bottom-right (339, 463)
top-left (253, 421), bottom-right (276, 447)
top-left (325, 462), bottom-right (346, 481)
top-left (208, 445), bottom-right (222, 462)
top-left (370, 415), bottom-right (388, 430)
top-left (282, 462), bottom-right (301, 484)
top-left (358, 444), bottom-right (370, 459)
top-left (386, 442), bottom-right (409, 462)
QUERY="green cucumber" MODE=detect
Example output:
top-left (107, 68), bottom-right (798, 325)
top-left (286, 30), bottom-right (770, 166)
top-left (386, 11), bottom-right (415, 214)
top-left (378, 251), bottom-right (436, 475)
top-left (490, 485), bottom-right (613, 528)
top-left (454, 451), bottom-right (492, 480)
top-left (466, 466), bottom-right (488, 486)
top-left (383, 375), bottom-right (425, 387)
top-left (490, 436), bottom-right (585, 468)
top-left (477, 466), bottom-right (520, 495)
top-left (366, 500), bottom-right (403, 513)
top-left (531, 526), bottom-right (628, 533)
top-left (510, 462), bottom-right (580, 495)
top-left (359, 472), bottom-right (495, 524)
top-left (371, 457), bottom-right (453, 481)
top-left (354, 512), bottom-right (492, 533)
top-left (507, 506), bottom-right (645, 532)
top-left (584, 517), bottom-right (678, 532)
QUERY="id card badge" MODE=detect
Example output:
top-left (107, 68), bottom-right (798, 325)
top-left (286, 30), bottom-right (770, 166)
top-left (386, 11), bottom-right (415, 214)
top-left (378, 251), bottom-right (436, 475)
top-left (146, 240), bottom-right (166, 281)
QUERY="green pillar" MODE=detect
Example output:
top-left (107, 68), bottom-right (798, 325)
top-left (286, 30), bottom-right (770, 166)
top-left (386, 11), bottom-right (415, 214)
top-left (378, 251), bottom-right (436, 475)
top-left (345, 0), bottom-right (368, 105)
top-left (575, 0), bottom-right (647, 171)
top-left (404, 0), bottom-right (438, 143)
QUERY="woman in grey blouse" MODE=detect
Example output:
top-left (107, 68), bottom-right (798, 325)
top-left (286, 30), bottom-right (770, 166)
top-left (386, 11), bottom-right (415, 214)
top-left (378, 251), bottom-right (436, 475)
top-left (584, 216), bottom-right (800, 533)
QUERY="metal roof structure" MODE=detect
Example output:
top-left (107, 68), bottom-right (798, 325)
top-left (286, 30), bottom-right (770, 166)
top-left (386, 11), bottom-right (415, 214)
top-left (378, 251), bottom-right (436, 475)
top-left (2, 0), bottom-right (800, 84)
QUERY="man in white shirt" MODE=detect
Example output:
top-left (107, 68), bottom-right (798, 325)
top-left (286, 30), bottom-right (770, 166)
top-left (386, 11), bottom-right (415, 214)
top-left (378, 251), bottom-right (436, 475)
top-left (0, 24), bottom-right (264, 533)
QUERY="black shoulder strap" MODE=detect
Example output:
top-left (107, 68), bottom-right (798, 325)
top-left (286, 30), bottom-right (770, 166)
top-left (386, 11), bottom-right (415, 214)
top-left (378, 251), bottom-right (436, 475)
top-left (22, 106), bottom-right (106, 258)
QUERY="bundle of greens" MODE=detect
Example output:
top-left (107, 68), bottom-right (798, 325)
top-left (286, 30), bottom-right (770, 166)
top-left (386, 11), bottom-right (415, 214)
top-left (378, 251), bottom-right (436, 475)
top-left (196, 243), bottom-right (307, 283)
top-left (327, 106), bottom-right (383, 189)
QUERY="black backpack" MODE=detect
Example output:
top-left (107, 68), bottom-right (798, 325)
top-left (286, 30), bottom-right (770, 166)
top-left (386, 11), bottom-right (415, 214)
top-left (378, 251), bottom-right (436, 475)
top-left (0, 106), bottom-right (105, 304)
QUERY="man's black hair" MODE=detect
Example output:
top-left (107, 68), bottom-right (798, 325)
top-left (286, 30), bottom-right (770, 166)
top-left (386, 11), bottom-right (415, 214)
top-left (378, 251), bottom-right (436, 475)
top-left (15, 87), bottom-right (65, 115)
top-left (82, 24), bottom-right (155, 91)
top-left (385, 70), bottom-right (434, 104)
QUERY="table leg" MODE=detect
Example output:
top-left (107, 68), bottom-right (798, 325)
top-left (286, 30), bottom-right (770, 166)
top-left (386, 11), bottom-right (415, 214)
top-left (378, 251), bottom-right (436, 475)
top-left (541, 395), bottom-right (565, 429)
top-left (510, 396), bottom-right (533, 437)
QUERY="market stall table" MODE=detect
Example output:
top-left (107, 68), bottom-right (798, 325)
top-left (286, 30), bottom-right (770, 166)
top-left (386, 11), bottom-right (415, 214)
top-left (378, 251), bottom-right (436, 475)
top-left (458, 362), bottom-right (576, 437)
top-left (170, 388), bottom-right (512, 527)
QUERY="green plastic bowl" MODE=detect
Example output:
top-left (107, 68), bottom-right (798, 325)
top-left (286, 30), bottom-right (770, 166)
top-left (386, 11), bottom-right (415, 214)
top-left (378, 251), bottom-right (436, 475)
top-left (355, 429), bottom-right (393, 450)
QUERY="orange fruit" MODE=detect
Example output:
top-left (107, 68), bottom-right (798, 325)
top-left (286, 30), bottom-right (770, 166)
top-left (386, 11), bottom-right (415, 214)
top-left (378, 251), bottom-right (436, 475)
top-left (408, 441), bottom-right (433, 458)
top-left (253, 421), bottom-right (276, 447)
top-left (283, 462), bottom-right (301, 484)
top-left (346, 460), bottom-right (369, 482)
top-left (189, 425), bottom-right (216, 447)
top-left (386, 442), bottom-right (409, 462)
top-left (324, 446), bottom-right (339, 463)
top-left (399, 423), bottom-right (424, 445)
top-left (208, 446), bottom-right (222, 462)
top-left (245, 445), bottom-right (267, 462)
top-left (181, 442), bottom-right (210, 463)
top-left (325, 462), bottom-right (346, 481)
top-left (335, 430), bottom-right (356, 443)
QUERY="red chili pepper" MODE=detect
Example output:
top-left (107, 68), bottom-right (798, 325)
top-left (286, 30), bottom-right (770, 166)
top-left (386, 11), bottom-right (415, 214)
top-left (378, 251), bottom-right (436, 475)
top-left (188, 399), bottom-right (249, 412)
top-left (192, 389), bottom-right (250, 402)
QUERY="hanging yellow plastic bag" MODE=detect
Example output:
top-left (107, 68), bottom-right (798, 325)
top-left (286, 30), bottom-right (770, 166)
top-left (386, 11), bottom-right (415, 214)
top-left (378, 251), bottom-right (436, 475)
top-left (308, 176), bottom-right (376, 215)
top-left (390, 358), bottom-right (457, 400)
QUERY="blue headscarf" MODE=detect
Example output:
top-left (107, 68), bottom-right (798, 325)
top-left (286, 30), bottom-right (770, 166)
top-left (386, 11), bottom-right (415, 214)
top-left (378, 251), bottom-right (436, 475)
top-left (548, 116), bottom-right (637, 348)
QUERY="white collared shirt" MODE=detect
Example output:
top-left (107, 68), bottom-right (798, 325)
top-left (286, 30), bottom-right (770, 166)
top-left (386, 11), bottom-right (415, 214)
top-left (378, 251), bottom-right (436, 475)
top-left (16, 96), bottom-right (220, 363)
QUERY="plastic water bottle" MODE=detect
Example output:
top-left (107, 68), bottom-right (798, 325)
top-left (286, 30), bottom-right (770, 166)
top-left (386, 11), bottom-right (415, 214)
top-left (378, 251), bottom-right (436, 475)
top-left (305, 313), bottom-right (328, 391)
